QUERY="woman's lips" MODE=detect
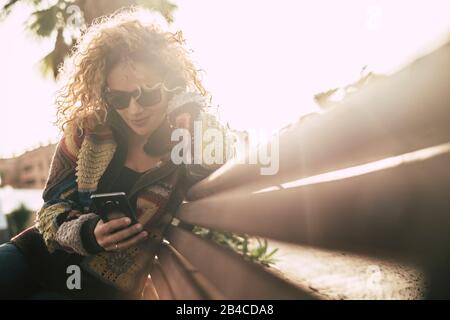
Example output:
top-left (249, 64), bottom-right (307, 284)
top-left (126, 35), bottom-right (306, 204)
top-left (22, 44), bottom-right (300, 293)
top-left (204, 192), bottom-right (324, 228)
top-left (130, 115), bottom-right (151, 127)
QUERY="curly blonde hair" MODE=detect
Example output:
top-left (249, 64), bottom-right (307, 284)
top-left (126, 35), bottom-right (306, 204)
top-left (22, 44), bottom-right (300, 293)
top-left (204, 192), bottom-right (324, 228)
top-left (55, 7), bottom-right (208, 133)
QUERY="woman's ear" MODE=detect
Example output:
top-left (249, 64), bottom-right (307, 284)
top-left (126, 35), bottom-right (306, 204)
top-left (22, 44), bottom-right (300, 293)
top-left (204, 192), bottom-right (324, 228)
top-left (168, 102), bottom-right (201, 127)
top-left (143, 103), bottom-right (202, 157)
top-left (144, 90), bottom-right (205, 157)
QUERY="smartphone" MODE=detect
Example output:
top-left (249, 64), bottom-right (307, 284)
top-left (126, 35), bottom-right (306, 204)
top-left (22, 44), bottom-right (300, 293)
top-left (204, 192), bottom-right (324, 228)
top-left (90, 192), bottom-right (138, 224)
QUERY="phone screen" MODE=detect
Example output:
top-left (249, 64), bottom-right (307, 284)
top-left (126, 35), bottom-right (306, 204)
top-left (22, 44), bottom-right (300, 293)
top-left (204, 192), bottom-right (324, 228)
top-left (91, 192), bottom-right (138, 223)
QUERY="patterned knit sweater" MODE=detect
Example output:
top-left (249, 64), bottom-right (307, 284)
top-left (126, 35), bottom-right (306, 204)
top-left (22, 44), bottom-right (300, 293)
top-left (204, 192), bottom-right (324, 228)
top-left (11, 92), bottom-right (233, 297)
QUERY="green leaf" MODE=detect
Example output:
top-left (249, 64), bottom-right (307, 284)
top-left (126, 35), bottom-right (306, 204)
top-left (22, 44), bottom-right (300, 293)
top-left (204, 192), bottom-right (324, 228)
top-left (265, 248), bottom-right (279, 259)
top-left (192, 225), bottom-right (278, 266)
top-left (27, 5), bottom-right (59, 37)
top-left (0, 0), bottom-right (20, 20)
top-left (39, 48), bottom-right (55, 77)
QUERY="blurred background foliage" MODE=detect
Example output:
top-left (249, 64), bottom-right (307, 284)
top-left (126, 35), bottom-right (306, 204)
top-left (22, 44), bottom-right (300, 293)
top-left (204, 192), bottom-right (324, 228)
top-left (6, 203), bottom-right (34, 237)
top-left (0, 0), bottom-right (177, 78)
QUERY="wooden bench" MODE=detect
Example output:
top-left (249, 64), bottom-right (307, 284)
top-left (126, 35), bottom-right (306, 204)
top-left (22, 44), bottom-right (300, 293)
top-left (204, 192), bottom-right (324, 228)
top-left (144, 42), bottom-right (450, 300)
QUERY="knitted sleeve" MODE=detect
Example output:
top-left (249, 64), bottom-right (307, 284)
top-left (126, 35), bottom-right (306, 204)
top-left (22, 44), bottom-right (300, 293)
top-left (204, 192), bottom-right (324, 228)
top-left (36, 123), bottom-right (102, 255)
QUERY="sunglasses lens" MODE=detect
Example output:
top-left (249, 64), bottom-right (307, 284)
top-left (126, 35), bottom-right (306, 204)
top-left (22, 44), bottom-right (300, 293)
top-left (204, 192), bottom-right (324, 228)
top-left (138, 87), bottom-right (162, 107)
top-left (105, 91), bottom-right (131, 110)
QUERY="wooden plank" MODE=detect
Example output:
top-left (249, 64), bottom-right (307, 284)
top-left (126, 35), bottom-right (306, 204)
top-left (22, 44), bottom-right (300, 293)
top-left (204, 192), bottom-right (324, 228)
top-left (149, 259), bottom-right (175, 300)
top-left (178, 146), bottom-right (450, 257)
top-left (166, 226), bottom-right (318, 299)
top-left (187, 43), bottom-right (450, 201)
top-left (156, 244), bottom-right (224, 299)
top-left (157, 246), bottom-right (205, 299)
top-left (142, 276), bottom-right (159, 300)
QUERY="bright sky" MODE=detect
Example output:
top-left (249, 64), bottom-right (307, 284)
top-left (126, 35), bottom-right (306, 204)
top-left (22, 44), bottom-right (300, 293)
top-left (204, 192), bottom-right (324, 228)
top-left (0, 0), bottom-right (449, 157)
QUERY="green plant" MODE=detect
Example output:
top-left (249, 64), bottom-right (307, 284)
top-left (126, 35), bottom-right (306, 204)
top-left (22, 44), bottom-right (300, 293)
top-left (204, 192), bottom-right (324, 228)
top-left (192, 226), bottom-right (278, 267)
top-left (6, 203), bottom-right (33, 237)
top-left (0, 0), bottom-right (177, 78)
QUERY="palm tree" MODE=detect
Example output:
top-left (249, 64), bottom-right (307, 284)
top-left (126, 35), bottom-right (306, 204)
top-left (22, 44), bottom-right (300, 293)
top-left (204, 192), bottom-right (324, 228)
top-left (1, 0), bottom-right (177, 78)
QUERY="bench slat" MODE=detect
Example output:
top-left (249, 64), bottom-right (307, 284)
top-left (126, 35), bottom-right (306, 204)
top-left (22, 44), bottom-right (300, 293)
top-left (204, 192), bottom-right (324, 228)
top-left (187, 43), bottom-right (450, 201)
top-left (142, 275), bottom-right (159, 300)
top-left (149, 259), bottom-right (175, 299)
top-left (178, 146), bottom-right (450, 257)
top-left (155, 243), bottom-right (224, 299)
top-left (166, 226), bottom-right (317, 299)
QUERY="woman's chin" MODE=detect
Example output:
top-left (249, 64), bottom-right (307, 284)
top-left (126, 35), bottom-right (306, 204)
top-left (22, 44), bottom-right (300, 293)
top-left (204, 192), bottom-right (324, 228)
top-left (130, 125), bottom-right (153, 137)
top-left (128, 120), bottom-right (161, 138)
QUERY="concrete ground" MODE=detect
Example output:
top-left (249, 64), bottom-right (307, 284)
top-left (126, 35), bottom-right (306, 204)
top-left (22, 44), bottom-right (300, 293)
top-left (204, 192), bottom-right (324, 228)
top-left (268, 240), bottom-right (426, 300)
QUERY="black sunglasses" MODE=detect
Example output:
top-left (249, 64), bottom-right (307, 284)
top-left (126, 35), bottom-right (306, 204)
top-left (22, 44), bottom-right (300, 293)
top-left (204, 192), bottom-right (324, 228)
top-left (103, 83), bottom-right (163, 110)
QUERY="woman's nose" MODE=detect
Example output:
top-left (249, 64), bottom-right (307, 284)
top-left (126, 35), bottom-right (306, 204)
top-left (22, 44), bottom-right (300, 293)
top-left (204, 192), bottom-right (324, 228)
top-left (128, 97), bottom-right (144, 115)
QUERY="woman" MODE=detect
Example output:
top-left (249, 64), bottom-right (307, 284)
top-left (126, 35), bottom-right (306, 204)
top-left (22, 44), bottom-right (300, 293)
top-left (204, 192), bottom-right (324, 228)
top-left (0, 8), bottom-right (228, 299)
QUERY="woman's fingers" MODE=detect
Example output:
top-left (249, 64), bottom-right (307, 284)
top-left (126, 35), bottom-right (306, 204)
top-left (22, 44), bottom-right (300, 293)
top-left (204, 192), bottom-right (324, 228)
top-left (103, 223), bottom-right (143, 247)
top-left (100, 217), bottom-right (131, 235)
top-left (105, 231), bottom-right (148, 252)
top-left (94, 217), bottom-right (149, 251)
top-left (94, 217), bottom-right (132, 249)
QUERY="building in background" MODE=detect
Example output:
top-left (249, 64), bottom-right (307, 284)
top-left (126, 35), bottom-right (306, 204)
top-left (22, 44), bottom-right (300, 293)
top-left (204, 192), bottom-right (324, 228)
top-left (0, 143), bottom-right (56, 189)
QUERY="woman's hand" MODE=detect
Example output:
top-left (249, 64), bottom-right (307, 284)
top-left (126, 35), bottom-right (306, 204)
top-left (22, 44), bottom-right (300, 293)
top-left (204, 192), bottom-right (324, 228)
top-left (94, 217), bottom-right (148, 252)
